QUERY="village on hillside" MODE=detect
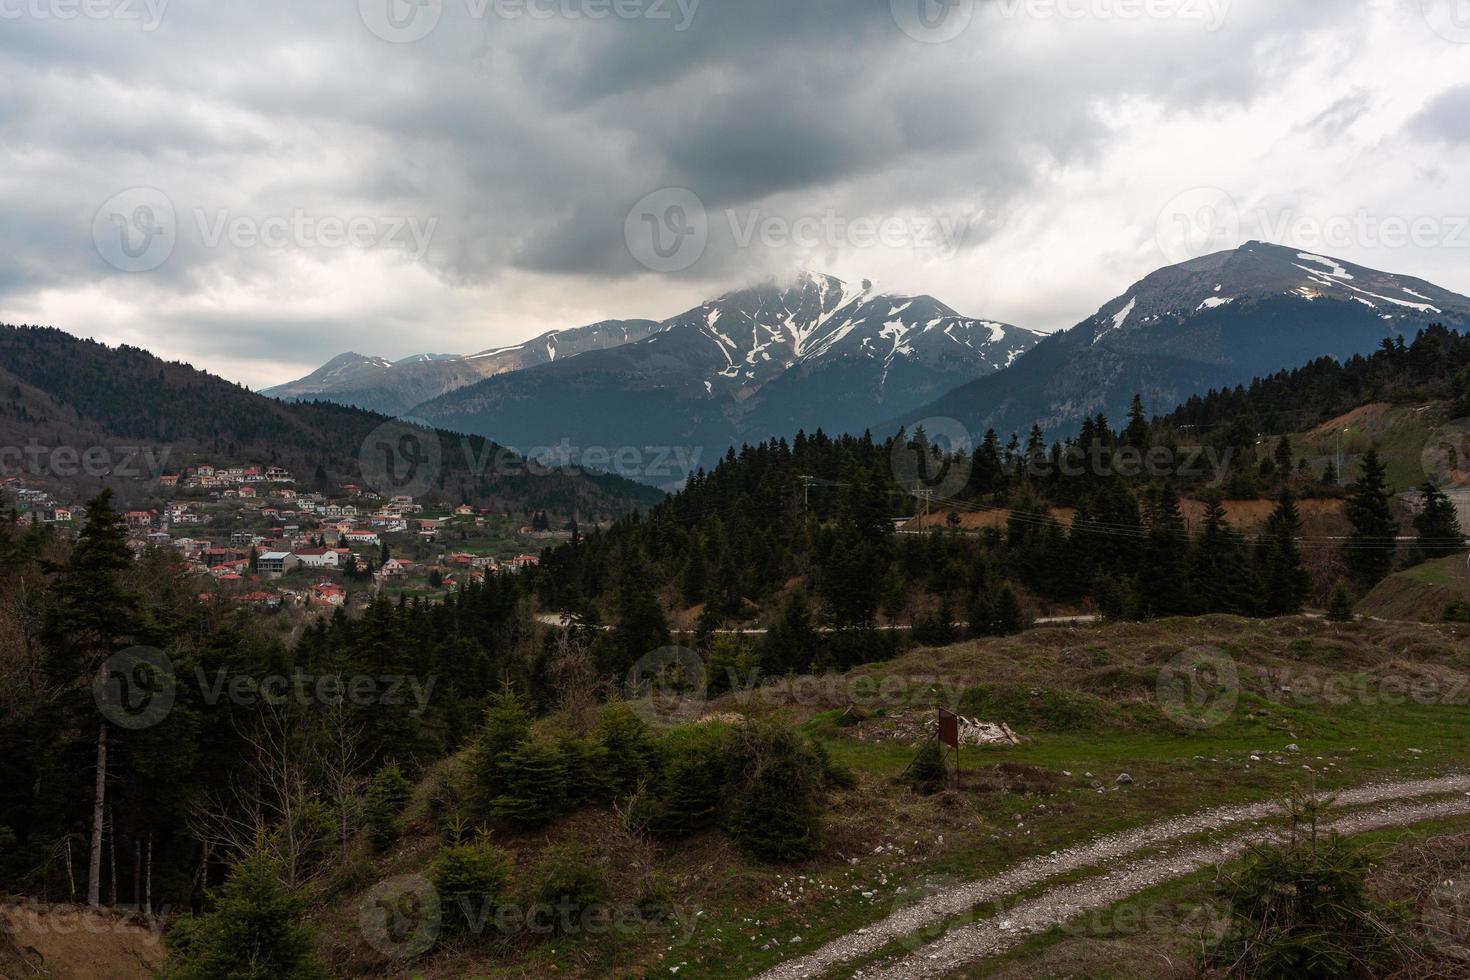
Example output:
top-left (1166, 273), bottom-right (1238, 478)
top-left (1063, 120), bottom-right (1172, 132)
top-left (0, 462), bottom-right (566, 613)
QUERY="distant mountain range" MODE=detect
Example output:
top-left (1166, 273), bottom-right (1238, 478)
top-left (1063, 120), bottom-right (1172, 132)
top-left (890, 242), bottom-right (1470, 440)
top-left (261, 319), bottom-right (662, 416)
top-left (264, 246), bottom-right (1470, 487)
top-left (268, 272), bottom-right (1044, 483)
top-left (0, 325), bottom-right (661, 515)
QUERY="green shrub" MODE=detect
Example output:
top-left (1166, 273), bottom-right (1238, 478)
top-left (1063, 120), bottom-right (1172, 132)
top-left (363, 760), bottom-right (414, 851)
top-left (431, 837), bottom-right (513, 936)
top-left (556, 736), bottom-right (614, 808)
top-left (470, 687), bottom-right (532, 812)
top-left (160, 853), bottom-right (329, 980)
top-left (491, 740), bottom-right (568, 830)
top-left (1445, 600), bottom-right (1470, 623)
top-left (810, 736), bottom-right (858, 790)
top-left (724, 722), bottom-right (825, 862)
top-left (902, 739), bottom-right (947, 794)
top-left (1326, 583), bottom-right (1355, 623)
top-left (593, 703), bottom-right (659, 796)
top-left (533, 844), bottom-right (613, 935)
top-left (645, 722), bottom-right (731, 838)
top-left (1207, 793), bottom-right (1409, 979)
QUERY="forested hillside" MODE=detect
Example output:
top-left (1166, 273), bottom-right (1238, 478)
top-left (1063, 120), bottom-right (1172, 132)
top-left (1166, 324), bottom-right (1470, 437)
top-left (0, 325), bottom-right (661, 517)
top-left (533, 326), bottom-right (1470, 638)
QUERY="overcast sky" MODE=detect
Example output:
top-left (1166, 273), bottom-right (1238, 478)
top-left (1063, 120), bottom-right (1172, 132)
top-left (2, 0), bottom-right (1468, 388)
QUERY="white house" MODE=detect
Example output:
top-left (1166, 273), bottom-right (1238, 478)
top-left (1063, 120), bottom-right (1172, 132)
top-left (294, 548), bottom-right (340, 570)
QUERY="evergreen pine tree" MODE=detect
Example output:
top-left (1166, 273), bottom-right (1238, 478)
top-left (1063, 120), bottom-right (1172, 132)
top-left (1274, 436), bottom-right (1294, 476)
top-left (763, 589), bottom-right (819, 674)
top-left (994, 585), bottom-right (1024, 635)
top-left (491, 740), bottom-right (568, 829)
top-left (1122, 393), bottom-right (1150, 450)
top-left (161, 853), bottom-right (329, 980)
top-left (1414, 480), bottom-right (1465, 558)
top-left (469, 686), bottom-right (531, 812)
top-left (42, 489), bottom-right (148, 908)
top-left (363, 761), bottom-right (414, 851)
top-left (1343, 448), bottom-right (1398, 587)
top-left (1257, 490), bottom-right (1311, 616)
top-left (725, 723), bottom-right (825, 862)
top-left (1135, 483), bottom-right (1192, 617)
top-left (1190, 493), bottom-right (1262, 616)
top-left (1326, 582), bottom-right (1355, 623)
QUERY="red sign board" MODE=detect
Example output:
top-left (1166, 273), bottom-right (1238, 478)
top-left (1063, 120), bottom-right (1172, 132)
top-left (938, 708), bottom-right (959, 749)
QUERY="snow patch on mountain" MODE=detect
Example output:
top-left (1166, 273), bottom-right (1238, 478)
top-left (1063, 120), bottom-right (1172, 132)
top-left (1094, 296), bottom-right (1136, 345)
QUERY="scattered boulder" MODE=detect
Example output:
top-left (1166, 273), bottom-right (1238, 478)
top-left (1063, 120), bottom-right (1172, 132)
top-left (1115, 773), bottom-right (1134, 785)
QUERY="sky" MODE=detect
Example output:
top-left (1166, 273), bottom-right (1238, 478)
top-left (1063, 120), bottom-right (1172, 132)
top-left (2, 0), bottom-right (1468, 389)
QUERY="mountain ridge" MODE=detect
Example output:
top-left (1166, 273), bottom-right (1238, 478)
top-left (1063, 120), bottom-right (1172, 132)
top-left (890, 242), bottom-right (1470, 441)
top-left (405, 271), bottom-right (1045, 482)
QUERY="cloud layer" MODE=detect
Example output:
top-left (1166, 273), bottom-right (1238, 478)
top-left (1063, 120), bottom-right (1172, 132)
top-left (1, 0), bottom-right (1468, 386)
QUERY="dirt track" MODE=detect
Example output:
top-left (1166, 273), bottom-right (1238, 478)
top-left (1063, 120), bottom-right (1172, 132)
top-left (755, 774), bottom-right (1470, 980)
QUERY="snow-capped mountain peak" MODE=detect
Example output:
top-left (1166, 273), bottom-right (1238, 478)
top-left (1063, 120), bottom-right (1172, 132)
top-left (1082, 241), bottom-right (1470, 344)
top-left (659, 271), bottom-right (1040, 397)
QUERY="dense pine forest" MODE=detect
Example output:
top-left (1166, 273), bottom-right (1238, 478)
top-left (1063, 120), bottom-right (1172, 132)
top-left (1167, 323), bottom-right (1470, 440)
top-left (532, 326), bottom-right (1470, 645)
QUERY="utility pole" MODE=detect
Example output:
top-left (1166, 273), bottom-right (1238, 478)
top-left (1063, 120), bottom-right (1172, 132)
top-left (913, 487), bottom-right (934, 518)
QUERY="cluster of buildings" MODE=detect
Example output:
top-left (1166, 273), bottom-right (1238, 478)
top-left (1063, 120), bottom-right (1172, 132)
top-left (4, 465), bottom-right (547, 616)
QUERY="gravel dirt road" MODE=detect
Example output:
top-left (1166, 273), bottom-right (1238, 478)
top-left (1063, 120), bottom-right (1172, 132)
top-left (756, 774), bottom-right (1470, 980)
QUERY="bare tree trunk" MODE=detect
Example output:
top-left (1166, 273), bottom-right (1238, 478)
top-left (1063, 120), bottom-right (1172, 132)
top-left (133, 837), bottom-right (141, 911)
top-left (144, 830), bottom-right (152, 917)
top-left (87, 711), bottom-right (108, 907)
top-left (107, 805), bottom-right (117, 907)
top-left (64, 837), bottom-right (76, 904)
